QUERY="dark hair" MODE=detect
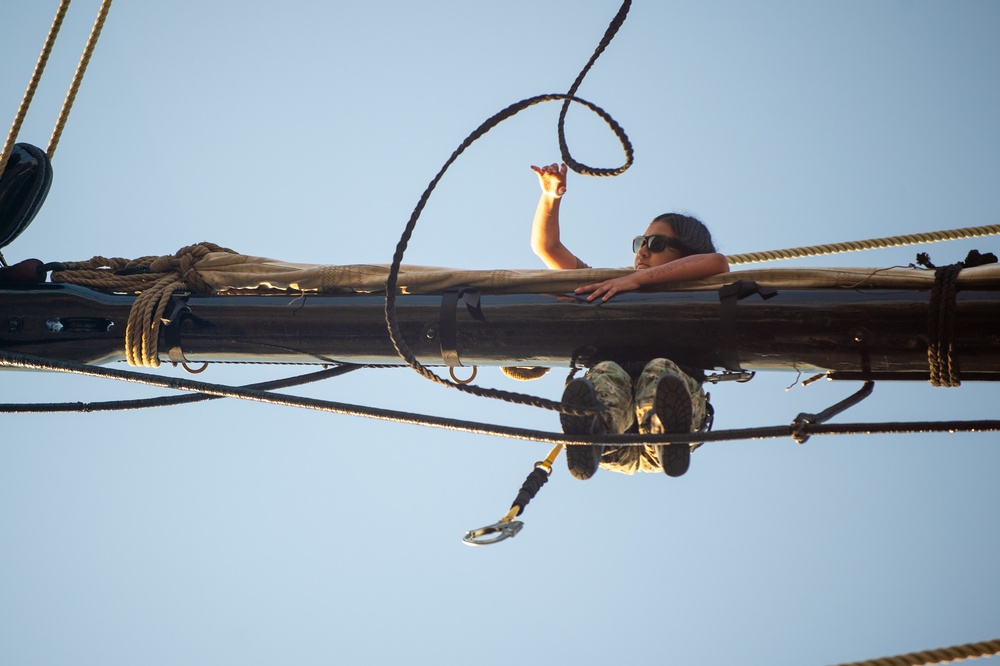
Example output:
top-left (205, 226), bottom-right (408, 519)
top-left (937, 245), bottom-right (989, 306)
top-left (650, 213), bottom-right (717, 256)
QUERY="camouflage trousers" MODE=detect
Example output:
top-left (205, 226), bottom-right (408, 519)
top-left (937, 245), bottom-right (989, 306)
top-left (586, 359), bottom-right (707, 475)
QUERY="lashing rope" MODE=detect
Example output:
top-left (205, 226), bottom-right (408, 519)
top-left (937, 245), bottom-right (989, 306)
top-left (919, 249), bottom-right (997, 387)
top-left (927, 263), bottom-right (962, 387)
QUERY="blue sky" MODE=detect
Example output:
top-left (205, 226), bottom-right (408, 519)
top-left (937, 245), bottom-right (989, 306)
top-left (2, 2), bottom-right (999, 665)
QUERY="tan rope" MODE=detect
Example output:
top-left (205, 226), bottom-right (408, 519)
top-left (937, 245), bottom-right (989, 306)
top-left (727, 224), bottom-right (1000, 266)
top-left (47, 0), bottom-right (115, 158)
top-left (831, 638), bottom-right (1000, 666)
top-left (51, 242), bottom-right (234, 367)
top-left (0, 0), bottom-right (71, 179)
top-left (501, 366), bottom-right (550, 381)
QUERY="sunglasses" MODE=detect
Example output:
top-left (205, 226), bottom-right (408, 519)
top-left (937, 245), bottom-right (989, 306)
top-left (632, 234), bottom-right (684, 254)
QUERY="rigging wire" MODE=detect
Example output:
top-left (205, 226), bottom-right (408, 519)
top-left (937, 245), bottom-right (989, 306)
top-left (0, 364), bottom-right (360, 414)
top-left (3, 351), bottom-right (999, 445)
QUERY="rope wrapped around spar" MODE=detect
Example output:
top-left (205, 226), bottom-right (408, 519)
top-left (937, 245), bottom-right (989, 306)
top-left (50, 242), bottom-right (235, 367)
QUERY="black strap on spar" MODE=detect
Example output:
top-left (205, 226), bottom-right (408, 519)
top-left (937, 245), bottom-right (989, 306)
top-left (718, 280), bottom-right (778, 372)
top-left (439, 286), bottom-right (485, 368)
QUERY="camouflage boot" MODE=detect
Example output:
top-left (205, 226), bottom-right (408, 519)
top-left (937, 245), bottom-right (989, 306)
top-left (560, 378), bottom-right (606, 480)
top-left (634, 359), bottom-right (707, 477)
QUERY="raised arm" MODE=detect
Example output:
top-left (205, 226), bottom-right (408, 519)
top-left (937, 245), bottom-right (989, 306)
top-left (530, 163), bottom-right (584, 270)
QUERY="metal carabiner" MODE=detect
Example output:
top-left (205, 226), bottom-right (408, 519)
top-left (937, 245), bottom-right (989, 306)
top-left (704, 370), bottom-right (756, 384)
top-left (462, 519), bottom-right (524, 546)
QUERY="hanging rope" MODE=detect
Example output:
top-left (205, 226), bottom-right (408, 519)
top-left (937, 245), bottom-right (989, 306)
top-left (830, 637), bottom-right (1000, 666)
top-left (0, 0), bottom-right (71, 179)
top-left (50, 242), bottom-right (235, 367)
top-left (557, 0), bottom-right (633, 178)
top-left (726, 224), bottom-right (1000, 266)
top-left (384, 0), bottom-right (633, 414)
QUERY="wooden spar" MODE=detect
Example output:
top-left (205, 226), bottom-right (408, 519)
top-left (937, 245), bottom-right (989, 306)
top-left (2, 282), bottom-right (1000, 380)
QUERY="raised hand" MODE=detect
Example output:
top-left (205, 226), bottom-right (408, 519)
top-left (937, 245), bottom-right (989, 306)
top-left (530, 162), bottom-right (567, 198)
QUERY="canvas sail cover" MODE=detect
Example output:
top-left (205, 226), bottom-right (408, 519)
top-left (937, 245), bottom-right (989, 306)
top-left (188, 252), bottom-right (1000, 295)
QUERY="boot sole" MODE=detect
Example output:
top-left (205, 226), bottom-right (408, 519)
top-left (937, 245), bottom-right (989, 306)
top-left (561, 379), bottom-right (604, 480)
top-left (654, 374), bottom-right (693, 477)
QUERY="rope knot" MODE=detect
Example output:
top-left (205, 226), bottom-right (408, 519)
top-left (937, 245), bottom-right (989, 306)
top-left (145, 242), bottom-right (232, 294)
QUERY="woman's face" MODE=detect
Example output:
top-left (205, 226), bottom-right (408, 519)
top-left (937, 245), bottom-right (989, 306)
top-left (634, 220), bottom-right (683, 269)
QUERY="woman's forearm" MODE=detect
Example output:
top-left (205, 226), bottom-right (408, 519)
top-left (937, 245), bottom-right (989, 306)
top-left (637, 253), bottom-right (730, 287)
top-left (530, 193), bottom-right (578, 269)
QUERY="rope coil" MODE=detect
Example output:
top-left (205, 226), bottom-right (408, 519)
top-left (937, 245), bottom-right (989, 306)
top-left (51, 242), bottom-right (234, 367)
top-left (383, 0), bottom-right (634, 415)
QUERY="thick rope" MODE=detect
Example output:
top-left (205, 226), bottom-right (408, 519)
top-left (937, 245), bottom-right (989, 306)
top-left (47, 0), bottom-right (114, 158)
top-left (0, 0), bottom-right (71, 179)
top-left (384, 0), bottom-right (633, 414)
top-left (831, 638), bottom-right (1000, 666)
top-left (726, 224), bottom-right (1000, 266)
top-left (51, 242), bottom-right (234, 367)
top-left (557, 0), bottom-right (633, 177)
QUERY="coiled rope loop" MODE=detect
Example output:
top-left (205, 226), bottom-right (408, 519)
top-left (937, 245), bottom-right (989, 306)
top-left (384, 0), bottom-right (633, 413)
top-left (557, 0), bottom-right (633, 178)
